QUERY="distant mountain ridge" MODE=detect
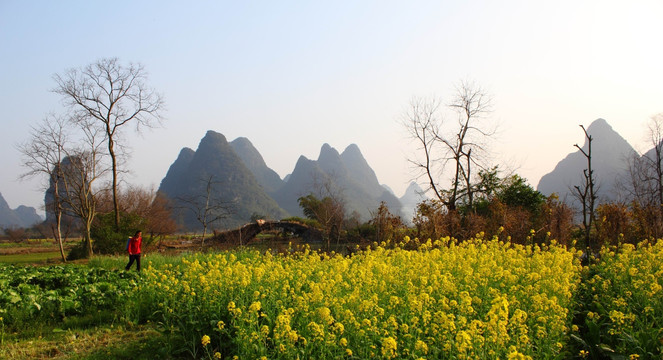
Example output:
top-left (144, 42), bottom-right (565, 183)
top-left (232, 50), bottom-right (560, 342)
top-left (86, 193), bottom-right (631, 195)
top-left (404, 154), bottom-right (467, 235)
top-left (158, 131), bottom-right (404, 230)
top-left (158, 131), bottom-right (288, 230)
top-left (536, 118), bottom-right (637, 203)
top-left (399, 182), bottom-right (428, 224)
top-left (274, 143), bottom-right (402, 221)
top-left (0, 192), bottom-right (41, 228)
top-left (229, 137), bottom-right (284, 195)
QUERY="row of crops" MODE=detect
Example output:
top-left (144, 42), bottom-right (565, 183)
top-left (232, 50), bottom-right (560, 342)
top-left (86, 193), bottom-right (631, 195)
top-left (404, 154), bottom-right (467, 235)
top-left (1, 237), bottom-right (662, 359)
top-left (0, 266), bottom-right (138, 329)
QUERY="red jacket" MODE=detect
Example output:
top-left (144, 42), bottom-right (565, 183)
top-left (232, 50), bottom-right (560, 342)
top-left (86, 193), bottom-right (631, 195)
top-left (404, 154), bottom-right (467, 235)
top-left (128, 236), bottom-right (142, 255)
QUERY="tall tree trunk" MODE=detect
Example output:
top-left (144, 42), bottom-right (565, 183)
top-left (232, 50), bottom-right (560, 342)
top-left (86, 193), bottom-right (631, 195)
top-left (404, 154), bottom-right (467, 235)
top-left (574, 125), bottom-right (596, 255)
top-left (54, 211), bottom-right (66, 262)
top-left (108, 136), bottom-right (120, 230)
top-left (587, 140), bottom-right (595, 252)
top-left (83, 208), bottom-right (95, 257)
top-left (465, 148), bottom-right (473, 209)
top-left (84, 224), bottom-right (94, 258)
top-left (52, 181), bottom-right (67, 263)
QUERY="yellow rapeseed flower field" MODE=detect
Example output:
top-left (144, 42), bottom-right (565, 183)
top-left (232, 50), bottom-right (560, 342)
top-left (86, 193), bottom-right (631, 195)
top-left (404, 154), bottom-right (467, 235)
top-left (130, 236), bottom-right (583, 359)
top-left (579, 240), bottom-right (663, 357)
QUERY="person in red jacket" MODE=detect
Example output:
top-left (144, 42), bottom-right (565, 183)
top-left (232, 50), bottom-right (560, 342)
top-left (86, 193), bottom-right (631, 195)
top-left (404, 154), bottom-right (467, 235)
top-left (125, 230), bottom-right (143, 271)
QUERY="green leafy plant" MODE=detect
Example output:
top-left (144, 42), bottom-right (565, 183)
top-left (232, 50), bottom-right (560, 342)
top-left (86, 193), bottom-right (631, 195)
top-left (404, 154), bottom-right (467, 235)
top-left (91, 212), bottom-right (147, 255)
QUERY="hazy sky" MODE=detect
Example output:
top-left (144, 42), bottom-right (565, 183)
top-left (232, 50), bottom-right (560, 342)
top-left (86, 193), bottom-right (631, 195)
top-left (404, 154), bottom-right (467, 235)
top-left (1, 1), bottom-right (662, 214)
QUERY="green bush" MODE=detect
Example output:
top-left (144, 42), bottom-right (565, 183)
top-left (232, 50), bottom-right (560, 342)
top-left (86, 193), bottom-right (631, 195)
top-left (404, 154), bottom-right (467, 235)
top-left (66, 241), bottom-right (90, 261)
top-left (281, 216), bottom-right (321, 228)
top-left (91, 212), bottom-right (147, 255)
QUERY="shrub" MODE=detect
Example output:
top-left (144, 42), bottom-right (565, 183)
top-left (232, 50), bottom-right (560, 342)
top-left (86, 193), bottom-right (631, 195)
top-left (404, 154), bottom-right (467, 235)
top-left (91, 212), bottom-right (147, 255)
top-left (66, 241), bottom-right (90, 261)
top-left (281, 216), bottom-right (321, 229)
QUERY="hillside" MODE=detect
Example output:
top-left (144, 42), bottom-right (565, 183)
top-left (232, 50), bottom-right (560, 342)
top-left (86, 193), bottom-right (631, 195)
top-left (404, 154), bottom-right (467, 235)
top-left (537, 118), bottom-right (636, 204)
top-left (399, 182), bottom-right (428, 224)
top-left (158, 131), bottom-right (288, 230)
top-left (159, 133), bottom-right (404, 229)
top-left (0, 192), bottom-right (41, 228)
top-left (229, 137), bottom-right (284, 195)
top-left (273, 143), bottom-right (402, 222)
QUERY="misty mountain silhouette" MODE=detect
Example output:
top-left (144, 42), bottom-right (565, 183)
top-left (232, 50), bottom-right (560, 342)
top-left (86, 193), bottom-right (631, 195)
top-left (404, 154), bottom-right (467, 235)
top-left (273, 143), bottom-right (402, 222)
top-left (536, 118), bottom-right (636, 204)
top-left (229, 137), bottom-right (284, 196)
top-left (158, 130), bottom-right (288, 230)
top-left (399, 182), bottom-right (429, 224)
top-left (0, 191), bottom-right (41, 228)
top-left (159, 132), bottom-right (404, 230)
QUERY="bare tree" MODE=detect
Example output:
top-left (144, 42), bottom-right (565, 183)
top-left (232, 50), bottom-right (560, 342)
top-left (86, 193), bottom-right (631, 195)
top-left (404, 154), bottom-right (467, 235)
top-left (96, 185), bottom-right (177, 243)
top-left (59, 123), bottom-right (108, 257)
top-left (573, 125), bottom-right (598, 254)
top-left (313, 172), bottom-right (346, 247)
top-left (369, 201), bottom-right (404, 244)
top-left (646, 114), bottom-right (663, 206)
top-left (631, 114), bottom-right (663, 207)
top-left (624, 114), bottom-right (663, 238)
top-left (541, 194), bottom-right (574, 246)
top-left (403, 81), bottom-right (493, 211)
top-left (17, 115), bottom-right (69, 262)
top-left (403, 97), bottom-right (446, 204)
top-left (53, 58), bottom-right (164, 230)
top-left (297, 172), bottom-right (347, 249)
top-left (145, 192), bottom-right (178, 243)
top-left (448, 82), bottom-right (493, 209)
top-left (178, 175), bottom-right (233, 246)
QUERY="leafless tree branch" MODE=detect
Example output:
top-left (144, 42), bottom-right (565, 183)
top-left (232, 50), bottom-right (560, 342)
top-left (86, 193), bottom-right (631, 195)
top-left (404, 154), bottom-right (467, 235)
top-left (52, 58), bottom-right (164, 229)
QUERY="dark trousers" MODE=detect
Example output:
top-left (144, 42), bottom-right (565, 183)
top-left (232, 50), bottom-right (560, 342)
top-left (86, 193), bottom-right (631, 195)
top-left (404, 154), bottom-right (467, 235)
top-left (125, 254), bottom-right (141, 271)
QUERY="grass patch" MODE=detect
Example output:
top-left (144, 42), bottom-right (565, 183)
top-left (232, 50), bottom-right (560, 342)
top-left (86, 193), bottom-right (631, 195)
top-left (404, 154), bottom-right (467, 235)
top-left (0, 323), bottom-right (178, 360)
top-left (0, 251), bottom-right (65, 264)
top-left (87, 253), bottom-right (188, 271)
top-left (0, 239), bottom-right (52, 247)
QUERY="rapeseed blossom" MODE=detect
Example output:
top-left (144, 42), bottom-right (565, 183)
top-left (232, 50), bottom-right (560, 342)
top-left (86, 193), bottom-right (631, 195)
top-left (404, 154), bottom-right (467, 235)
top-left (381, 336), bottom-right (398, 358)
top-left (581, 240), bottom-right (663, 356)
top-left (201, 335), bottom-right (210, 346)
top-left (130, 237), bottom-right (583, 359)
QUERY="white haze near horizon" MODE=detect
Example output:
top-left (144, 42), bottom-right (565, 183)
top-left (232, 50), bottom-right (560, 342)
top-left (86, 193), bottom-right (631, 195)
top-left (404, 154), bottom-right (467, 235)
top-left (1, 1), bottom-right (662, 216)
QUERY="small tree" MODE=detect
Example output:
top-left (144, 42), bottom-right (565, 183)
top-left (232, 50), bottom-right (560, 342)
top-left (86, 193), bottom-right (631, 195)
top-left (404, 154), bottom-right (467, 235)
top-left (573, 125), bottom-right (598, 254)
top-left (92, 185), bottom-right (176, 252)
top-left (403, 81), bottom-right (494, 211)
top-left (625, 114), bottom-right (663, 238)
top-left (298, 172), bottom-right (347, 249)
top-left (449, 82), bottom-right (494, 209)
top-left (4, 227), bottom-right (28, 242)
top-left (412, 199), bottom-right (455, 240)
top-left (91, 212), bottom-right (147, 254)
top-left (369, 201), bottom-right (405, 244)
top-left (595, 202), bottom-right (634, 245)
top-left (59, 124), bottom-right (108, 258)
top-left (541, 194), bottom-right (574, 246)
top-left (178, 175), bottom-right (233, 246)
top-left (17, 116), bottom-right (69, 262)
top-left (645, 114), bottom-right (663, 206)
top-left (463, 168), bottom-right (546, 242)
top-left (298, 193), bottom-right (345, 248)
top-left (145, 192), bottom-right (177, 242)
top-left (498, 175), bottom-right (546, 216)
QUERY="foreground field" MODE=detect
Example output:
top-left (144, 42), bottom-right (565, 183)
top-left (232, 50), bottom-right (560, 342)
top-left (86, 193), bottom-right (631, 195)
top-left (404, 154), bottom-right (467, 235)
top-left (1, 237), bottom-right (662, 359)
